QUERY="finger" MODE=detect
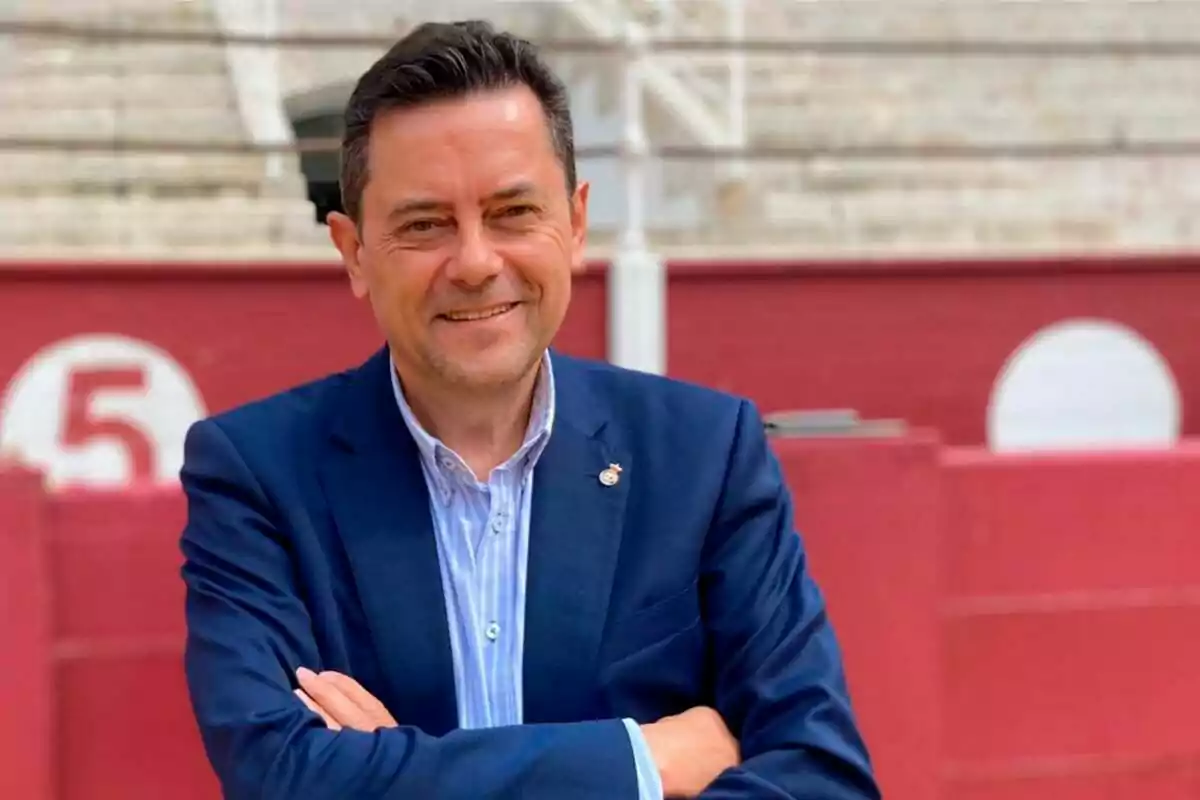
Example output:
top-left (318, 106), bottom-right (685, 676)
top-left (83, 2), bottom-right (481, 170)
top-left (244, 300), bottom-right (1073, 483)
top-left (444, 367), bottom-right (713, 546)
top-left (319, 671), bottom-right (397, 727)
top-left (294, 688), bottom-right (342, 730)
top-left (297, 668), bottom-right (368, 729)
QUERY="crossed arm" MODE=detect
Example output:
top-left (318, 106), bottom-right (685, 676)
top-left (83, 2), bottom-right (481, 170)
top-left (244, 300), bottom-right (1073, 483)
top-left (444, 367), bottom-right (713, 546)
top-left (290, 666), bottom-right (736, 799)
top-left (181, 417), bottom-right (649, 800)
top-left (179, 403), bottom-right (879, 799)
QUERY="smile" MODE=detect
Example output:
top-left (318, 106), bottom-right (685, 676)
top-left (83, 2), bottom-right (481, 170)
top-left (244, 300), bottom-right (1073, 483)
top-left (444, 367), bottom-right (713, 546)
top-left (440, 303), bottom-right (519, 322)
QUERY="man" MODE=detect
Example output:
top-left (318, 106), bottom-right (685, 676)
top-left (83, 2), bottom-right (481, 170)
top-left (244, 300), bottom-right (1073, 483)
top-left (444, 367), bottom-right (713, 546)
top-left (180, 19), bottom-right (879, 800)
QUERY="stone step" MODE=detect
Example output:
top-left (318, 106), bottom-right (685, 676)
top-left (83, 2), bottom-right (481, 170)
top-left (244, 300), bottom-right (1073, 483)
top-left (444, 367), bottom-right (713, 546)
top-left (22, 0), bottom-right (211, 24)
top-left (754, 157), bottom-right (1200, 205)
top-left (749, 0), bottom-right (1200, 41)
top-left (648, 210), bottom-right (1193, 253)
top-left (0, 150), bottom-right (308, 194)
top-left (0, 194), bottom-right (326, 250)
top-left (748, 159), bottom-right (1032, 194)
top-left (743, 59), bottom-right (1189, 103)
top-left (13, 0), bottom-right (218, 45)
top-left (746, 111), bottom-right (1198, 150)
top-left (8, 41), bottom-right (231, 77)
top-left (754, 185), bottom-right (1200, 246)
top-left (0, 71), bottom-right (234, 109)
top-left (740, 55), bottom-right (1196, 145)
top-left (0, 106), bottom-right (246, 141)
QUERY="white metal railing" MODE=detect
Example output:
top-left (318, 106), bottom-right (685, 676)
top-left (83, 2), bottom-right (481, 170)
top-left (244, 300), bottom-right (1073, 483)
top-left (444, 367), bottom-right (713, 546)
top-left (562, 0), bottom-right (746, 153)
top-left (212, 0), bottom-right (293, 179)
top-left (635, 0), bottom-right (746, 150)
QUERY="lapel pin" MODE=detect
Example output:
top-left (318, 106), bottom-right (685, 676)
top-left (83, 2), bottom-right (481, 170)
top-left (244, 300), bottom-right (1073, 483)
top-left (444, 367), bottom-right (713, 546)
top-left (598, 463), bottom-right (622, 487)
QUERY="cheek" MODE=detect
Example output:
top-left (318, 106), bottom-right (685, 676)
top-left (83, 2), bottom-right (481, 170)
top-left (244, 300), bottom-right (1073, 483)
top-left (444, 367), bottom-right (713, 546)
top-left (514, 255), bottom-right (571, 309)
top-left (503, 229), bottom-right (575, 295)
top-left (533, 268), bottom-right (572, 334)
top-left (364, 253), bottom-right (436, 323)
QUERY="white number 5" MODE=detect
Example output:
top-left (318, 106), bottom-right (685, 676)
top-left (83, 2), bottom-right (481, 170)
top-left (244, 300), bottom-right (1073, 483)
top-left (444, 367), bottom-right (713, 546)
top-left (0, 334), bottom-right (208, 489)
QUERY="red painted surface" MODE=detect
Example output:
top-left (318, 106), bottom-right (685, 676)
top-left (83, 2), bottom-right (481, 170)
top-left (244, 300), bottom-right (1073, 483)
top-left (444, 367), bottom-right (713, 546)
top-left (0, 467), bottom-right (53, 800)
top-left (62, 370), bottom-right (156, 482)
top-left (776, 434), bottom-right (944, 800)
top-left (3, 257), bottom-right (1200, 799)
top-left (3, 255), bottom-right (1200, 446)
top-left (0, 263), bottom-right (605, 423)
top-left (940, 446), bottom-right (1200, 798)
top-left (667, 256), bottom-right (1200, 444)
top-left (6, 436), bottom-right (1200, 799)
top-left (47, 489), bottom-right (217, 800)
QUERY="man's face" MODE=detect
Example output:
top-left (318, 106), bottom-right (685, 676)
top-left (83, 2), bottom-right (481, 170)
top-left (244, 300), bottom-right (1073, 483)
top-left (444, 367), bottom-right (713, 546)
top-left (330, 86), bottom-right (588, 393)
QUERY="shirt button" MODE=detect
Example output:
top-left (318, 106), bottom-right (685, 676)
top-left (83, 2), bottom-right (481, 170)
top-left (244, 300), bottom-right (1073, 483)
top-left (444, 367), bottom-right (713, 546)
top-left (485, 622), bottom-right (501, 641)
top-left (490, 515), bottom-right (506, 533)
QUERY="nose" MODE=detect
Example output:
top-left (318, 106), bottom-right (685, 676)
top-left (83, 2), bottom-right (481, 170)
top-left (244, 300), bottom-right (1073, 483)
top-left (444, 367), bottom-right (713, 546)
top-left (445, 218), bottom-right (503, 288)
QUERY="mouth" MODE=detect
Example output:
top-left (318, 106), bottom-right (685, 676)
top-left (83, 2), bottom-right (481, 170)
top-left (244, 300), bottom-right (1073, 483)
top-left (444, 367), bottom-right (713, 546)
top-left (438, 302), bottom-right (520, 323)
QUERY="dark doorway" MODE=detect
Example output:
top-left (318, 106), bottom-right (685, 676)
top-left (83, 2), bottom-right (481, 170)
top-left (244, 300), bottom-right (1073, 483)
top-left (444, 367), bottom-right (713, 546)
top-left (292, 110), bottom-right (344, 224)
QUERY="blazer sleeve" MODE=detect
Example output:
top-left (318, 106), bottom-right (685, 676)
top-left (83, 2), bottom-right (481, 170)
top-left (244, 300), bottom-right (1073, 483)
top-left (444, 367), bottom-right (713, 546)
top-left (179, 418), bottom-right (638, 800)
top-left (697, 401), bottom-right (882, 799)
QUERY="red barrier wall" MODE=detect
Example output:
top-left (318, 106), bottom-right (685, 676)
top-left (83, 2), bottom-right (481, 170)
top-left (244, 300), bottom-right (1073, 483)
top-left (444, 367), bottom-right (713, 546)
top-left (7, 436), bottom-right (1200, 800)
top-left (667, 256), bottom-right (1200, 444)
top-left (0, 467), bottom-right (53, 800)
top-left (47, 489), bottom-right (217, 800)
top-left (3, 256), bottom-right (1200, 461)
top-left (3, 256), bottom-right (1200, 798)
top-left (940, 446), bottom-right (1200, 799)
top-left (0, 263), bottom-right (604, 424)
top-left (777, 435), bottom-right (944, 800)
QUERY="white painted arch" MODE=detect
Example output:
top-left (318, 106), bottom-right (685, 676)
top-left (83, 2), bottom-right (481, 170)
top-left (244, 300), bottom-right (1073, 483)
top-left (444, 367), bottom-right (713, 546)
top-left (988, 318), bottom-right (1181, 452)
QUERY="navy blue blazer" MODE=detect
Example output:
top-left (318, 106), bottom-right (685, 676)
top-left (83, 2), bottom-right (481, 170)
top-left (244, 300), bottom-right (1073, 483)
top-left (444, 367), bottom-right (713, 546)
top-left (180, 347), bottom-right (879, 800)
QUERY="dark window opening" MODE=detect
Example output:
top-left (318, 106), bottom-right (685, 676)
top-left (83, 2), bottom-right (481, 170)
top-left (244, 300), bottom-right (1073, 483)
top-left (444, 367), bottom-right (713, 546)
top-left (292, 111), bottom-right (344, 224)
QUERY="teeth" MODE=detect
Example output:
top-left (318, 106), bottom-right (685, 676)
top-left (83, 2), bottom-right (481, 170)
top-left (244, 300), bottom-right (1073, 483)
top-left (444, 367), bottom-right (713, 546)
top-left (444, 303), bottom-right (515, 322)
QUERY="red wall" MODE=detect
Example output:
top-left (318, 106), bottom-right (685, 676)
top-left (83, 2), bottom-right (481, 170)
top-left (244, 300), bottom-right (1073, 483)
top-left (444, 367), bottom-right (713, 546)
top-left (0, 467), bottom-right (52, 800)
top-left (5, 438), bottom-right (1200, 800)
top-left (2, 255), bottom-right (1199, 455)
top-left (0, 262), bottom-right (604, 423)
top-left (940, 446), bottom-right (1200, 799)
top-left (3, 256), bottom-right (1200, 798)
top-left (667, 256), bottom-right (1200, 444)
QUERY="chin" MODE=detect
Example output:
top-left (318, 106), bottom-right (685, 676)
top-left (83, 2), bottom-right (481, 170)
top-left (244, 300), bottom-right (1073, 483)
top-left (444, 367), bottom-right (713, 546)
top-left (435, 344), bottom-right (543, 390)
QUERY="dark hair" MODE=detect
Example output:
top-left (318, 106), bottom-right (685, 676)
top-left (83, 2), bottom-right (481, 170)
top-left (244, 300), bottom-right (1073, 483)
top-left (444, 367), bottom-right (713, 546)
top-left (339, 19), bottom-right (577, 223)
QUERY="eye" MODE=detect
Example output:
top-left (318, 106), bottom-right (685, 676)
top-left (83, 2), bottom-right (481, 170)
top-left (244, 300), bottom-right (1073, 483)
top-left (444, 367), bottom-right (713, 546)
top-left (402, 218), bottom-right (445, 234)
top-left (499, 204), bottom-right (536, 218)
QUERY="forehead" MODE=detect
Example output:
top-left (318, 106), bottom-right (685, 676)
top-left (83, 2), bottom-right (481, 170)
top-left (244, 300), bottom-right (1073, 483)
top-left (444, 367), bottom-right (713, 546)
top-left (363, 86), bottom-right (563, 204)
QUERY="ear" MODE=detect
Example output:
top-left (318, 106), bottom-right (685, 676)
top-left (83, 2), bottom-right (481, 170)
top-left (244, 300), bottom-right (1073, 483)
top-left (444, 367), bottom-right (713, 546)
top-left (328, 211), bottom-right (369, 299)
top-left (568, 181), bottom-right (590, 274)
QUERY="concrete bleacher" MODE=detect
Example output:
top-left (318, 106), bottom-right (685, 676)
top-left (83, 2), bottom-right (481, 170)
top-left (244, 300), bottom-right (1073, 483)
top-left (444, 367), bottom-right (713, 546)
top-left (735, 1), bottom-right (1200, 251)
top-left (0, 0), bottom-right (327, 258)
top-left (0, 0), bottom-right (1197, 258)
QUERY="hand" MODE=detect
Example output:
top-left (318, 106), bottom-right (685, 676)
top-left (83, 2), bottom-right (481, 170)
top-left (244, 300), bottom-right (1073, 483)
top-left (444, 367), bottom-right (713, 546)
top-left (640, 706), bottom-right (740, 798)
top-left (294, 667), bottom-right (398, 732)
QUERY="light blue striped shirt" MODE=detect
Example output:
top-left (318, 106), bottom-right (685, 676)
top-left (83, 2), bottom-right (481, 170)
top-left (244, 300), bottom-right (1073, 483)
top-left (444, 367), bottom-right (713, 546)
top-left (390, 351), bottom-right (662, 799)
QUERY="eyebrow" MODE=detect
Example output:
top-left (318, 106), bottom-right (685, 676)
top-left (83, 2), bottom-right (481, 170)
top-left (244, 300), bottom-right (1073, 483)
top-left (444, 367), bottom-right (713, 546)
top-left (489, 181), bottom-right (537, 202)
top-left (386, 182), bottom-right (539, 221)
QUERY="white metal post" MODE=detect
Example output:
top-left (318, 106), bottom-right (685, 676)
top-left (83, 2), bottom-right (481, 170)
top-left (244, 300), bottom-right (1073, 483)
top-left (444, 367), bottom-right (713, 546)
top-left (608, 21), bottom-right (667, 375)
top-left (215, 0), bottom-right (293, 180)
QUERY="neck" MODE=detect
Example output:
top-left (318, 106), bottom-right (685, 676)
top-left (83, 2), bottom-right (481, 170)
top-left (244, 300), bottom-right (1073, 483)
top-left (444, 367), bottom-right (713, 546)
top-left (399, 361), bottom-right (541, 478)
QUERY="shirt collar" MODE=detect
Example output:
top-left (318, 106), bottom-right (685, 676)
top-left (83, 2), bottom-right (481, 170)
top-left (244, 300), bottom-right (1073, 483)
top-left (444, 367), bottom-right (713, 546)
top-left (389, 349), bottom-right (556, 493)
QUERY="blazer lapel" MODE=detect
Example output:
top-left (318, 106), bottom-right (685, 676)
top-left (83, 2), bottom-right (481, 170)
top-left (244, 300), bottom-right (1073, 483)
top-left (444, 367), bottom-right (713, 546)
top-left (318, 348), bottom-right (458, 735)
top-left (523, 357), bottom-right (630, 723)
